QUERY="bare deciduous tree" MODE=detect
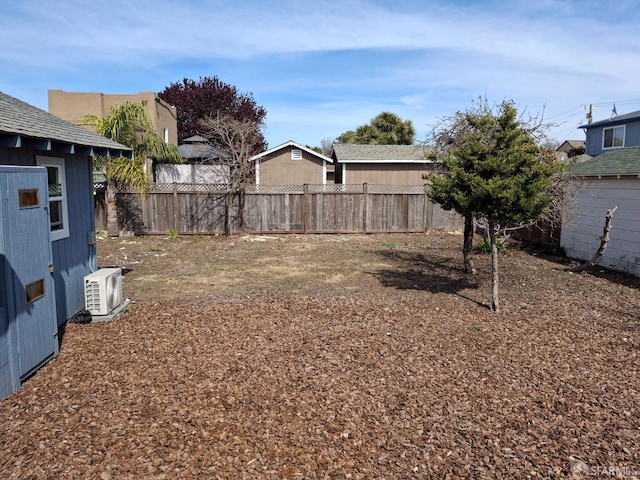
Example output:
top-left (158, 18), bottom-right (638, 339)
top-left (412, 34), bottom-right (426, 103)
top-left (320, 137), bottom-right (334, 156)
top-left (198, 113), bottom-right (265, 235)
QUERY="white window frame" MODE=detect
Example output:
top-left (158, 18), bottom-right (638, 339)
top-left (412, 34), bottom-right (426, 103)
top-left (602, 125), bottom-right (625, 149)
top-left (291, 149), bottom-right (302, 160)
top-left (163, 128), bottom-right (169, 143)
top-left (36, 156), bottom-right (70, 241)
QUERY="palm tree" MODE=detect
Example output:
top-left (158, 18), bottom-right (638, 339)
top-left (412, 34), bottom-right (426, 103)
top-left (337, 112), bottom-right (416, 145)
top-left (371, 112), bottom-right (416, 144)
top-left (82, 102), bottom-right (181, 236)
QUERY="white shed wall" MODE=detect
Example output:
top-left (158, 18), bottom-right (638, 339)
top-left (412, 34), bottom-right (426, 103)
top-left (561, 178), bottom-right (640, 276)
top-left (155, 164), bottom-right (230, 184)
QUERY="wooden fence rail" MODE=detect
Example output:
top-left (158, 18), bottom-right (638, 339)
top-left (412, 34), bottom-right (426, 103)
top-left (95, 183), bottom-right (463, 235)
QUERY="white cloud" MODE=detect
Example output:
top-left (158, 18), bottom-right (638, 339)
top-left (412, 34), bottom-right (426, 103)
top-left (1, 0), bottom-right (639, 146)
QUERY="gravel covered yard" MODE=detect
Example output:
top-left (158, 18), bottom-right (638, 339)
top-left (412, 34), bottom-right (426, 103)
top-left (1, 233), bottom-right (638, 479)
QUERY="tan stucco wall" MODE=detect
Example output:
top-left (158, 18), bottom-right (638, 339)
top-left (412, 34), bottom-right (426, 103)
top-left (48, 90), bottom-right (178, 146)
top-left (342, 163), bottom-right (433, 185)
top-left (257, 147), bottom-right (326, 185)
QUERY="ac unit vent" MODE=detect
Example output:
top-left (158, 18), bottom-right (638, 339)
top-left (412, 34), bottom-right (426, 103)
top-left (84, 268), bottom-right (123, 315)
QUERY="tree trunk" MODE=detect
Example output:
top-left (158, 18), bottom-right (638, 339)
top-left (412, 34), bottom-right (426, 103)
top-left (238, 190), bottom-right (245, 232)
top-left (571, 206), bottom-right (618, 273)
top-left (488, 219), bottom-right (500, 313)
top-left (224, 191), bottom-right (233, 236)
top-left (463, 211), bottom-right (476, 274)
top-left (105, 180), bottom-right (119, 237)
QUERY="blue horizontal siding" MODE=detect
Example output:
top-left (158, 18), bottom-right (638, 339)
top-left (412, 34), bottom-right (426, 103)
top-left (1, 144), bottom-right (97, 325)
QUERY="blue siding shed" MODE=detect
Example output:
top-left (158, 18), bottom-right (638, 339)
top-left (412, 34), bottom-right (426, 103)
top-left (0, 91), bottom-right (131, 399)
top-left (0, 91), bottom-right (131, 327)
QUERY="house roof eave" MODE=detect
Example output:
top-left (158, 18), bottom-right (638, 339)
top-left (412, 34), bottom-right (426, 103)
top-left (579, 110), bottom-right (640, 129)
top-left (0, 131), bottom-right (133, 159)
top-left (250, 140), bottom-right (334, 163)
top-left (0, 90), bottom-right (132, 157)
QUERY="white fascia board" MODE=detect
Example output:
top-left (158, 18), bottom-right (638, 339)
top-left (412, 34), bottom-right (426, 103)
top-left (339, 159), bottom-right (435, 164)
top-left (250, 140), bottom-right (334, 163)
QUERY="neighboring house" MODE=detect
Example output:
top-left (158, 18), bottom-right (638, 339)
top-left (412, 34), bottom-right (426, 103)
top-left (48, 89), bottom-right (178, 146)
top-left (560, 147), bottom-right (640, 277)
top-left (556, 140), bottom-right (585, 162)
top-left (177, 135), bottom-right (227, 162)
top-left (250, 140), bottom-right (333, 185)
top-left (580, 110), bottom-right (640, 157)
top-left (0, 91), bottom-right (131, 399)
top-left (331, 144), bottom-right (434, 185)
top-left (155, 135), bottom-right (230, 184)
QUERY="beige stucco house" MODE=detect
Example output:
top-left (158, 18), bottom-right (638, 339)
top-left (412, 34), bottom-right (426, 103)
top-left (48, 90), bottom-right (178, 146)
top-left (250, 140), bottom-right (333, 185)
top-left (331, 144), bottom-right (434, 185)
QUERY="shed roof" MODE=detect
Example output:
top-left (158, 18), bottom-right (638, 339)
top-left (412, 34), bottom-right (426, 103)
top-left (331, 144), bottom-right (432, 163)
top-left (569, 146), bottom-right (640, 177)
top-left (182, 135), bottom-right (209, 143)
top-left (178, 143), bottom-right (228, 161)
top-left (0, 91), bottom-right (131, 157)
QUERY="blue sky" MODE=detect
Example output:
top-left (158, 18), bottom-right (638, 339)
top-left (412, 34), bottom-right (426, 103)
top-left (1, 0), bottom-right (639, 148)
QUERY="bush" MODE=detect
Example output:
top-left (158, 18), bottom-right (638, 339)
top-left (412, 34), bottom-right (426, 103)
top-left (477, 237), bottom-right (507, 253)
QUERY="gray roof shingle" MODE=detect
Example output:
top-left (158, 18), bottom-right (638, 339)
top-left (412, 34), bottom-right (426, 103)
top-left (570, 147), bottom-right (640, 177)
top-left (0, 91), bottom-right (131, 153)
top-left (332, 144), bottom-right (432, 162)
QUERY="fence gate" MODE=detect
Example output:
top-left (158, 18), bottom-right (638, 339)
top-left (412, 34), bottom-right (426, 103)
top-left (0, 166), bottom-right (58, 399)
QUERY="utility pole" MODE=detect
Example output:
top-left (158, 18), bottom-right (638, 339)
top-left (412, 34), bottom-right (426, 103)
top-left (581, 103), bottom-right (595, 124)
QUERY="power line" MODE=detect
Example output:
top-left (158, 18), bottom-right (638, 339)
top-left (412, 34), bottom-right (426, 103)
top-left (590, 98), bottom-right (640, 107)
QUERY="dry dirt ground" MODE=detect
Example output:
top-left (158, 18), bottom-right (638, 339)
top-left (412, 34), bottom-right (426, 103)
top-left (1, 233), bottom-right (639, 479)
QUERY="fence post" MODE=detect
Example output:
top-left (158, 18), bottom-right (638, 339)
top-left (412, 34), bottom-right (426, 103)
top-left (303, 184), bottom-right (309, 234)
top-left (172, 182), bottom-right (179, 232)
top-left (423, 193), bottom-right (432, 233)
top-left (363, 183), bottom-right (368, 233)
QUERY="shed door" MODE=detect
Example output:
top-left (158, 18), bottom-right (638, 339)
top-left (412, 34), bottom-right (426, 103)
top-left (4, 170), bottom-right (58, 379)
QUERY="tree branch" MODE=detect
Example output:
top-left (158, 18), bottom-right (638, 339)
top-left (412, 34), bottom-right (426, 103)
top-left (571, 206), bottom-right (618, 273)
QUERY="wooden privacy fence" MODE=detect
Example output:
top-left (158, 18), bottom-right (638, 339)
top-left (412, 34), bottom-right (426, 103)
top-left (97, 183), bottom-right (463, 235)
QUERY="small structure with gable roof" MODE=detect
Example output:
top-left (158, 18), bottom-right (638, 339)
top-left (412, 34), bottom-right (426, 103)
top-left (331, 144), bottom-right (434, 185)
top-left (250, 140), bottom-right (333, 185)
top-left (155, 135), bottom-right (230, 184)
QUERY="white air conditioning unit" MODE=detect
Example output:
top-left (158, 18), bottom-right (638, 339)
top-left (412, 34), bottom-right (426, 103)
top-left (84, 268), bottom-right (123, 315)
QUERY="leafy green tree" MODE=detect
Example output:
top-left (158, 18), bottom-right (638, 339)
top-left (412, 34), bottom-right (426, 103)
top-left (82, 101), bottom-right (181, 236)
top-left (337, 112), bottom-right (415, 144)
top-left (426, 100), bottom-right (562, 312)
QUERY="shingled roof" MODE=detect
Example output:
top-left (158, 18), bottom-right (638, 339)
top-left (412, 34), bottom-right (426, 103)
top-left (0, 91), bottom-right (131, 157)
top-left (331, 144), bottom-right (432, 162)
top-left (178, 135), bottom-right (229, 162)
top-left (570, 146), bottom-right (640, 177)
